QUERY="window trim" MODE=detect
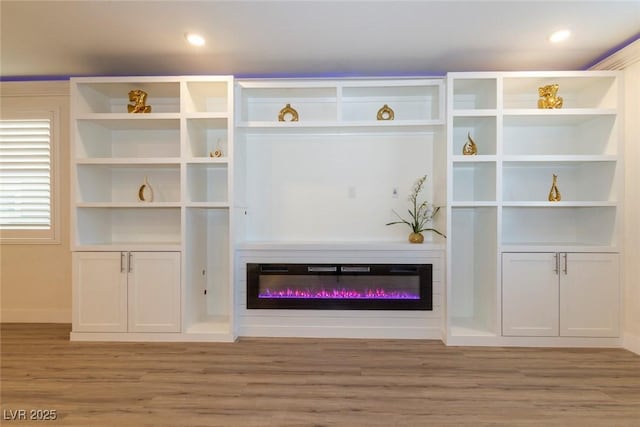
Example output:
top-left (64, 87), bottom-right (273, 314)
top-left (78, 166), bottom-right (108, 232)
top-left (0, 105), bottom-right (61, 244)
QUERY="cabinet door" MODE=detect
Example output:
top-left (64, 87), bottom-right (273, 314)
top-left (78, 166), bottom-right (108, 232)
top-left (73, 252), bottom-right (127, 332)
top-left (560, 253), bottom-right (619, 337)
top-left (127, 252), bottom-right (181, 333)
top-left (502, 252), bottom-right (559, 337)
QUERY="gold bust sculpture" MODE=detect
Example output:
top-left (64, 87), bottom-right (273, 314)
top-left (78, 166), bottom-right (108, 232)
top-left (127, 89), bottom-right (152, 113)
top-left (538, 84), bottom-right (563, 109)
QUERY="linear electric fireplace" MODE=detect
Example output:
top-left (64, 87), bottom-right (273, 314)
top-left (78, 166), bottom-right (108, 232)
top-left (247, 263), bottom-right (432, 310)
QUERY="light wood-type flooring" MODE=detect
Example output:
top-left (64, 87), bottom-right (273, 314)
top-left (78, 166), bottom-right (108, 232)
top-left (1, 324), bottom-right (640, 426)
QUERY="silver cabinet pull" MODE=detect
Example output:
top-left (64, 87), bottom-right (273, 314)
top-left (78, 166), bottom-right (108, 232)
top-left (120, 252), bottom-right (125, 273)
top-left (128, 252), bottom-right (133, 273)
top-left (563, 253), bottom-right (568, 275)
top-left (553, 253), bottom-right (559, 275)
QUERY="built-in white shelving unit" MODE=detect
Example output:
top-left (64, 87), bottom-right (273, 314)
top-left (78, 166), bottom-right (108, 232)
top-left (70, 76), bottom-right (235, 342)
top-left (446, 71), bottom-right (623, 346)
top-left (69, 72), bottom-right (623, 347)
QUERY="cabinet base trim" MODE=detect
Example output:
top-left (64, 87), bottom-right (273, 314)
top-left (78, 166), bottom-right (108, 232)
top-left (70, 332), bottom-right (236, 342)
top-left (445, 335), bottom-right (622, 348)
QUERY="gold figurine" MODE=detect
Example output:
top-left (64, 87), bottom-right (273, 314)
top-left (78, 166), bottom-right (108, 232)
top-left (209, 138), bottom-right (223, 158)
top-left (377, 104), bottom-right (395, 120)
top-left (127, 89), bottom-right (152, 113)
top-left (462, 132), bottom-right (478, 155)
top-left (538, 84), bottom-right (563, 109)
top-left (278, 104), bottom-right (299, 122)
top-left (138, 176), bottom-right (154, 202)
top-left (548, 174), bottom-right (561, 202)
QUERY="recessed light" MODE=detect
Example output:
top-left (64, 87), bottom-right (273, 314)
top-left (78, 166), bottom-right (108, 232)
top-left (185, 33), bottom-right (205, 46)
top-left (549, 29), bottom-right (571, 43)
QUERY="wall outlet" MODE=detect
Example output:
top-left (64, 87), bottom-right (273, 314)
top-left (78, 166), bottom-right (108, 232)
top-left (348, 186), bottom-right (356, 199)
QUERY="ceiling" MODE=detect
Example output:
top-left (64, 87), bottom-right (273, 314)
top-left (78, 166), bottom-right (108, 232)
top-left (1, 1), bottom-right (639, 79)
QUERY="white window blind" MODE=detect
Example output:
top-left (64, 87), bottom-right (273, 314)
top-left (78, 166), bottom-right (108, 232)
top-left (0, 119), bottom-right (52, 230)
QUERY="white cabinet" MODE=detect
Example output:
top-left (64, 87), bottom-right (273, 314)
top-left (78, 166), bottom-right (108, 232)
top-left (502, 252), bottom-right (619, 338)
top-left (73, 251), bottom-right (181, 333)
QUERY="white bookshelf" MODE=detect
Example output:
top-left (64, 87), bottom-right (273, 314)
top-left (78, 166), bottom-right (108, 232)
top-left (446, 71), bottom-right (623, 344)
top-left (70, 76), bottom-right (235, 341)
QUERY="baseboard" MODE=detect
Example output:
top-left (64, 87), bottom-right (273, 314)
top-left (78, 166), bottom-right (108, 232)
top-left (623, 332), bottom-right (640, 356)
top-left (0, 308), bottom-right (71, 323)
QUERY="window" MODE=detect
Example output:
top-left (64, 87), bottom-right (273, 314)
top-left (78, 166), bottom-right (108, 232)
top-left (0, 107), bottom-right (60, 243)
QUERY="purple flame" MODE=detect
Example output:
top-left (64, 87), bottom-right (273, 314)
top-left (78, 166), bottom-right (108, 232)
top-left (258, 288), bottom-right (419, 300)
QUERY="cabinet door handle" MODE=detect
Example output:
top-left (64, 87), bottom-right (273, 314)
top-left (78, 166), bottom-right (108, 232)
top-left (563, 253), bottom-right (568, 275)
top-left (128, 252), bottom-right (133, 273)
top-left (120, 252), bottom-right (125, 273)
top-left (553, 253), bottom-right (559, 275)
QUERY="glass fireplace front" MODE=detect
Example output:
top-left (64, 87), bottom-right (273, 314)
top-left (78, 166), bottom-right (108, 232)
top-left (246, 263), bottom-right (432, 310)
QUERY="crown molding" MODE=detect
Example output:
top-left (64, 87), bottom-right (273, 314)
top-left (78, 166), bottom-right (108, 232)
top-left (590, 39), bottom-right (640, 70)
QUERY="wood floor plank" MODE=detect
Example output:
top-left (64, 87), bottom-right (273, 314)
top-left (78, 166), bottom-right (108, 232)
top-left (1, 324), bottom-right (639, 426)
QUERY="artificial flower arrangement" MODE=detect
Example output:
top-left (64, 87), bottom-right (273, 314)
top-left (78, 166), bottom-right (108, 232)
top-left (386, 175), bottom-right (445, 243)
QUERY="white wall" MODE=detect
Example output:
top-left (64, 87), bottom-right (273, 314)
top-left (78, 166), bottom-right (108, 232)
top-left (243, 132), bottom-right (437, 242)
top-left (0, 82), bottom-right (71, 323)
top-left (623, 60), bottom-right (640, 354)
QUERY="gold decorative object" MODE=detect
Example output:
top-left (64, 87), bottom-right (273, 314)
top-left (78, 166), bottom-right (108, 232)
top-left (377, 104), bottom-right (395, 121)
top-left (548, 174), bottom-right (561, 202)
top-left (408, 232), bottom-right (424, 244)
top-left (127, 89), bottom-right (152, 113)
top-left (538, 84), bottom-right (563, 109)
top-left (462, 132), bottom-right (478, 155)
top-left (138, 176), bottom-right (154, 202)
top-left (209, 138), bottom-right (223, 158)
top-left (278, 104), bottom-right (299, 122)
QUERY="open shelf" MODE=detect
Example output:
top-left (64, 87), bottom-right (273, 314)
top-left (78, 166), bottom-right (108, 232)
top-left (75, 118), bottom-right (181, 159)
top-left (502, 161), bottom-right (618, 203)
top-left (186, 163), bottom-right (228, 203)
top-left (503, 113), bottom-right (618, 156)
top-left (75, 207), bottom-right (181, 248)
top-left (73, 78), bottom-right (181, 114)
top-left (452, 161), bottom-right (496, 203)
top-left (238, 84), bottom-right (338, 123)
top-left (341, 81), bottom-right (443, 122)
top-left (502, 206), bottom-right (618, 248)
top-left (449, 207), bottom-right (498, 337)
top-left (450, 76), bottom-right (497, 110)
top-left (185, 117), bottom-right (229, 159)
top-left (183, 208), bottom-right (231, 335)
top-left (182, 78), bottom-right (231, 114)
top-left (76, 164), bottom-right (180, 203)
top-left (502, 74), bottom-right (618, 109)
top-left (451, 115), bottom-right (497, 156)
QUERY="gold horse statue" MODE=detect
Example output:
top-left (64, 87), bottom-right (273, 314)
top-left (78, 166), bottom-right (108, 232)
top-left (127, 89), bottom-right (152, 113)
top-left (538, 84), bottom-right (563, 109)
